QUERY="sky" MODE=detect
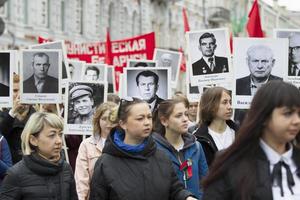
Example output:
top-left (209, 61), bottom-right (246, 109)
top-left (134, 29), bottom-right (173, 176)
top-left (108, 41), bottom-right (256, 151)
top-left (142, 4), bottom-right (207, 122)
top-left (262, 0), bottom-right (300, 11)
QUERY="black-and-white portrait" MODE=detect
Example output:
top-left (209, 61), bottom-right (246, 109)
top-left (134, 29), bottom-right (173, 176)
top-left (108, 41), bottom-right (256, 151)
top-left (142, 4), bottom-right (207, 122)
top-left (107, 66), bottom-right (115, 93)
top-left (0, 51), bottom-right (14, 107)
top-left (20, 50), bottom-right (62, 104)
top-left (65, 81), bottom-right (106, 135)
top-left (233, 38), bottom-right (287, 109)
top-left (153, 49), bottom-right (182, 87)
top-left (68, 59), bottom-right (85, 81)
top-left (81, 64), bottom-right (106, 82)
top-left (187, 28), bottom-right (231, 86)
top-left (274, 29), bottom-right (300, 87)
top-left (0, 52), bottom-right (10, 97)
top-left (30, 41), bottom-right (69, 80)
top-left (127, 59), bottom-right (157, 68)
top-left (124, 67), bottom-right (170, 112)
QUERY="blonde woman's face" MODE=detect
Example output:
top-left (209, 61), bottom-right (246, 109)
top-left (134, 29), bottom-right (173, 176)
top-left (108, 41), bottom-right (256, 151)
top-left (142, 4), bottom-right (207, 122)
top-left (30, 123), bottom-right (63, 162)
top-left (99, 110), bottom-right (116, 137)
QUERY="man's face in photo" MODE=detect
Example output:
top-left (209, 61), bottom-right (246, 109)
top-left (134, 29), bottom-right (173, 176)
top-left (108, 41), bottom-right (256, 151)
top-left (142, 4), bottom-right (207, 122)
top-left (289, 34), bottom-right (300, 64)
top-left (85, 69), bottom-right (99, 81)
top-left (247, 48), bottom-right (275, 80)
top-left (69, 64), bottom-right (74, 79)
top-left (137, 75), bottom-right (157, 101)
top-left (161, 54), bottom-right (172, 67)
top-left (32, 55), bottom-right (50, 79)
top-left (199, 37), bottom-right (216, 57)
top-left (73, 95), bottom-right (94, 116)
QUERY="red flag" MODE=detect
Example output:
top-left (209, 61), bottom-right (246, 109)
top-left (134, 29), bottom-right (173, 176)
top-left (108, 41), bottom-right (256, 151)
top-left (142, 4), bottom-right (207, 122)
top-left (182, 7), bottom-right (190, 33)
top-left (105, 28), bottom-right (113, 65)
top-left (230, 33), bottom-right (233, 54)
top-left (179, 47), bottom-right (186, 72)
top-left (246, 0), bottom-right (264, 37)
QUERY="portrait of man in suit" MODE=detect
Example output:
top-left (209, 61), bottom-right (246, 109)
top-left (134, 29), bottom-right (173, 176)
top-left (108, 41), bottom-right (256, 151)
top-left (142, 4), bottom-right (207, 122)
top-left (23, 52), bottom-right (59, 93)
top-left (192, 32), bottom-right (229, 75)
top-left (288, 34), bottom-right (300, 76)
top-left (236, 45), bottom-right (282, 96)
top-left (136, 70), bottom-right (164, 112)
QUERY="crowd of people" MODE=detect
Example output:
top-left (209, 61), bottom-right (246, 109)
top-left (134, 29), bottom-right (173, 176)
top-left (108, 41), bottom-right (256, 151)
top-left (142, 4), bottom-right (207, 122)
top-left (0, 74), bottom-right (300, 200)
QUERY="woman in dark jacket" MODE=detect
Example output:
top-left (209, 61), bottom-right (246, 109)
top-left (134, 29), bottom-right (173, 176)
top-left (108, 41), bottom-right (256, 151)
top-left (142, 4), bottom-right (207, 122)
top-left (89, 97), bottom-right (197, 200)
top-left (203, 81), bottom-right (300, 200)
top-left (0, 112), bottom-right (78, 200)
top-left (193, 87), bottom-right (237, 166)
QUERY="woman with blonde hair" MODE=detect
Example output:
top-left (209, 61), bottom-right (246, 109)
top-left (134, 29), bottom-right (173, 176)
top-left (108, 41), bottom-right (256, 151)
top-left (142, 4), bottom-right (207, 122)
top-left (75, 102), bottom-right (118, 200)
top-left (0, 112), bottom-right (78, 200)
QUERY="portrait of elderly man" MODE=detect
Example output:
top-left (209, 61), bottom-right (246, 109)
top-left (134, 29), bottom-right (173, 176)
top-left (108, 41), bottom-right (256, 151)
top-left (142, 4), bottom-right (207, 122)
top-left (288, 34), bottom-right (300, 76)
top-left (159, 53), bottom-right (173, 67)
top-left (236, 45), bottom-right (282, 96)
top-left (23, 52), bottom-right (58, 93)
top-left (69, 84), bottom-right (95, 124)
top-left (84, 66), bottom-right (100, 81)
top-left (192, 32), bottom-right (229, 75)
top-left (136, 70), bottom-right (164, 111)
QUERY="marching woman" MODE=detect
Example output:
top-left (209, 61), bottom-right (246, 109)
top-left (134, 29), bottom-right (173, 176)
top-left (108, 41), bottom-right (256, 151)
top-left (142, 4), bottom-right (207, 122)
top-left (0, 112), bottom-right (78, 200)
top-left (75, 102), bottom-right (117, 200)
top-left (89, 97), bottom-right (197, 200)
top-left (152, 98), bottom-right (208, 199)
top-left (203, 81), bottom-right (300, 200)
top-left (193, 87), bottom-right (238, 166)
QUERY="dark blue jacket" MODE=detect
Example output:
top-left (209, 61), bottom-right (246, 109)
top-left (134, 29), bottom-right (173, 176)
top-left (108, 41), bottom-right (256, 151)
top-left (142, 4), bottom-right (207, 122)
top-left (0, 134), bottom-right (12, 184)
top-left (152, 132), bottom-right (208, 199)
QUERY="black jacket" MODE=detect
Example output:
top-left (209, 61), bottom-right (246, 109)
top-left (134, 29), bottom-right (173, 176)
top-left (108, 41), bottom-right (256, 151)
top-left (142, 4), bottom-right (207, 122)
top-left (235, 75), bottom-right (282, 96)
top-left (193, 120), bottom-right (238, 166)
top-left (203, 146), bottom-right (300, 200)
top-left (192, 56), bottom-right (229, 75)
top-left (0, 107), bottom-right (35, 164)
top-left (23, 75), bottom-right (59, 93)
top-left (0, 153), bottom-right (78, 200)
top-left (89, 128), bottom-right (193, 200)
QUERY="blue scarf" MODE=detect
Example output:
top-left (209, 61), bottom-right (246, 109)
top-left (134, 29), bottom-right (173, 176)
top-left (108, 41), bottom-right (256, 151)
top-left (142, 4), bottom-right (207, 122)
top-left (113, 129), bottom-right (147, 153)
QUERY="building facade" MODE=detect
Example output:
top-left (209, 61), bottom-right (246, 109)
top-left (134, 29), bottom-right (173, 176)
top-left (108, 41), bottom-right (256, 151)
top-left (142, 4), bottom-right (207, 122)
top-left (0, 0), bottom-right (299, 93)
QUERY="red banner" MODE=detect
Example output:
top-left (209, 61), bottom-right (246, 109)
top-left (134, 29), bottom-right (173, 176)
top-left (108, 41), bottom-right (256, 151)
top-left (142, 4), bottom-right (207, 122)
top-left (39, 32), bottom-right (156, 91)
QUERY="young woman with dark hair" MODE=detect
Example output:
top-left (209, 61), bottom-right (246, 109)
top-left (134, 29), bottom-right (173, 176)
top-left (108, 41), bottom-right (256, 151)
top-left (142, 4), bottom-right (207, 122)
top-left (152, 98), bottom-right (208, 199)
top-left (203, 81), bottom-right (300, 200)
top-left (89, 97), bottom-right (197, 200)
top-left (193, 87), bottom-right (238, 166)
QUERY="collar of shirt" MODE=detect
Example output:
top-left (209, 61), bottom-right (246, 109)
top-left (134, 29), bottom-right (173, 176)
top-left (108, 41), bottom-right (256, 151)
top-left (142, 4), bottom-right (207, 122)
top-left (203, 55), bottom-right (215, 66)
top-left (149, 98), bottom-right (157, 112)
top-left (34, 76), bottom-right (45, 86)
top-left (250, 76), bottom-right (269, 89)
top-left (259, 139), bottom-right (294, 169)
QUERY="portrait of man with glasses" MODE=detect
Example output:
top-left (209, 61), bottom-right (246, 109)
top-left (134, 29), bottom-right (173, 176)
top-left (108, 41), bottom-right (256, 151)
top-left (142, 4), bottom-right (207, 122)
top-left (288, 34), bottom-right (300, 76)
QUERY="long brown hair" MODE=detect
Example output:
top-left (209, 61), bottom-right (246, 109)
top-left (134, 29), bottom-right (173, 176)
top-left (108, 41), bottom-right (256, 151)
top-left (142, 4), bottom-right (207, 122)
top-left (153, 97), bottom-right (189, 136)
top-left (199, 87), bottom-right (231, 126)
top-left (203, 81), bottom-right (300, 199)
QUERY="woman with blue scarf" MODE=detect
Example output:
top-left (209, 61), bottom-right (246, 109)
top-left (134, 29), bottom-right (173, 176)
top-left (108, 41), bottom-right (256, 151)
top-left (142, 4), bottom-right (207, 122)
top-left (89, 98), bottom-right (197, 200)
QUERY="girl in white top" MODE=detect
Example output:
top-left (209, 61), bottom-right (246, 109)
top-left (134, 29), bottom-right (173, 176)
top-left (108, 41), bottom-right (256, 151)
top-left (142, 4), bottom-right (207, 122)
top-left (203, 81), bottom-right (300, 200)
